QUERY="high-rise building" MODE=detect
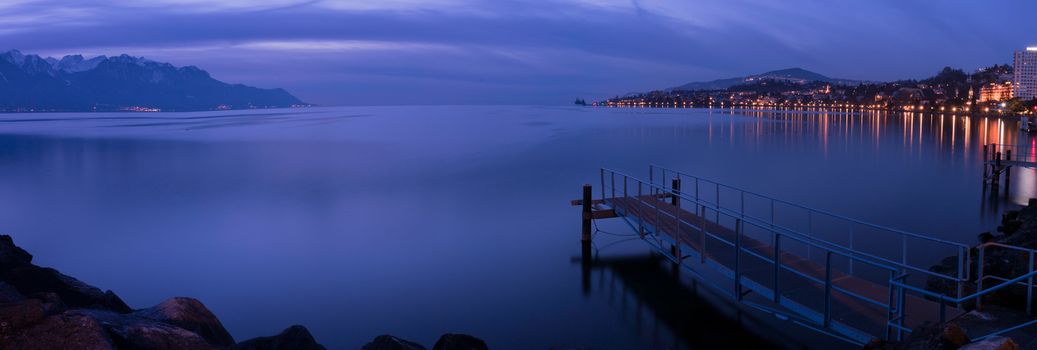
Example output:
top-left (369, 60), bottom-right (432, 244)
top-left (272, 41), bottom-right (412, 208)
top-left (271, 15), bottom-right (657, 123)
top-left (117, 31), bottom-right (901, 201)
top-left (1014, 47), bottom-right (1037, 100)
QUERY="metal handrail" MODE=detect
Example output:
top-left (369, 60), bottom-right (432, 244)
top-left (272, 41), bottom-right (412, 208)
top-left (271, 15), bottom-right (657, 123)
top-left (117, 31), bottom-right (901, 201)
top-left (648, 165), bottom-right (971, 285)
top-left (600, 168), bottom-right (900, 344)
top-left (600, 167), bottom-right (1037, 344)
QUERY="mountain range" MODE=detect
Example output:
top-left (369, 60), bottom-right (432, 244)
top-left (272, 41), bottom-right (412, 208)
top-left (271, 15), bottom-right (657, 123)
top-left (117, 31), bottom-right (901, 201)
top-left (0, 50), bottom-right (304, 112)
top-left (666, 68), bottom-right (862, 92)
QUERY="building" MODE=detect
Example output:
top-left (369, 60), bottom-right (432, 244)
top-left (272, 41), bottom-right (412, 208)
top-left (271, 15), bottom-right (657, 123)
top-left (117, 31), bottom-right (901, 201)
top-left (979, 82), bottom-right (1014, 102)
top-left (1013, 47), bottom-right (1037, 100)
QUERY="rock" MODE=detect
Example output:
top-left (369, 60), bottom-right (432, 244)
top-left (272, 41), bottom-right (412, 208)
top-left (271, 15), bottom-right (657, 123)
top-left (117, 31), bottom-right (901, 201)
top-left (0, 234), bottom-right (32, 268)
top-left (0, 298), bottom-right (48, 334)
top-left (75, 309), bottom-right (217, 350)
top-left (941, 323), bottom-right (970, 348)
top-left (361, 334), bottom-right (427, 350)
top-left (0, 265), bottom-right (131, 313)
top-left (0, 281), bottom-right (26, 303)
top-left (134, 297), bottom-right (234, 347)
top-left (960, 336), bottom-right (1019, 350)
top-left (898, 322), bottom-right (969, 350)
top-left (0, 311), bottom-right (115, 350)
top-left (234, 325), bottom-right (326, 350)
top-left (433, 333), bottom-right (489, 350)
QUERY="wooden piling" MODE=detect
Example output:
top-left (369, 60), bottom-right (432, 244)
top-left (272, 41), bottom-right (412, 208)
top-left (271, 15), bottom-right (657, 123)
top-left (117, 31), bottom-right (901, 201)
top-left (983, 145), bottom-right (989, 182)
top-left (993, 152), bottom-right (1002, 186)
top-left (1006, 150), bottom-right (1012, 194)
top-left (582, 184), bottom-right (592, 242)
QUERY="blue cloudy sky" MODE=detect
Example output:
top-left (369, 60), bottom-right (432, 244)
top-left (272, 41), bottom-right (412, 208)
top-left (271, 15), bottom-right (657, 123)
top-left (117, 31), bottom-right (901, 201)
top-left (3, 0), bottom-right (1036, 105)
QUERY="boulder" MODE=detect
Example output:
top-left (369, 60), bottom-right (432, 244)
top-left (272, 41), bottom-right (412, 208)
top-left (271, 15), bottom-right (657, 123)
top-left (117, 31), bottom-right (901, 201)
top-left (0, 311), bottom-right (115, 350)
top-left (960, 336), bottom-right (1019, 350)
top-left (75, 309), bottom-right (217, 350)
top-left (0, 298), bottom-right (48, 334)
top-left (0, 234), bottom-right (32, 268)
top-left (134, 297), bottom-right (234, 347)
top-left (0, 265), bottom-right (131, 313)
top-left (362, 334), bottom-right (427, 350)
top-left (0, 281), bottom-right (25, 303)
top-left (433, 334), bottom-right (489, 350)
top-left (234, 325), bottom-right (326, 350)
top-left (899, 322), bottom-right (970, 350)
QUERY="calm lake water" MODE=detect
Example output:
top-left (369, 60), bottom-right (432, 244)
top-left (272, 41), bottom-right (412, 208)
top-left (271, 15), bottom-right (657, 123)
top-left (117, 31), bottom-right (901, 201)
top-left (0, 106), bottom-right (1034, 349)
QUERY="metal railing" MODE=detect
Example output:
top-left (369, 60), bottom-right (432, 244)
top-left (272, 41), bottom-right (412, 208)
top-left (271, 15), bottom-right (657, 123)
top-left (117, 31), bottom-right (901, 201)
top-left (647, 165), bottom-right (971, 300)
top-left (600, 168), bottom-right (902, 345)
top-left (596, 166), bottom-right (1037, 344)
top-left (986, 143), bottom-right (1037, 165)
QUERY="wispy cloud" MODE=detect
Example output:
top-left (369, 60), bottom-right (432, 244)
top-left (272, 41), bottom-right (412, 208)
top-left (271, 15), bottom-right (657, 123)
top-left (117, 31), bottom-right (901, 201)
top-left (2, 0), bottom-right (1035, 105)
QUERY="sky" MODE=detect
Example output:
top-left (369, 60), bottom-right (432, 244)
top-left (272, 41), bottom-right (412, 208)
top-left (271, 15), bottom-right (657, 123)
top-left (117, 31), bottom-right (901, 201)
top-left (2, 0), bottom-right (1036, 105)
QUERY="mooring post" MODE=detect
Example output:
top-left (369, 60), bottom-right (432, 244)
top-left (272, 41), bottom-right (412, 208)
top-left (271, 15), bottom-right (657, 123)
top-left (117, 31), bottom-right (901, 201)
top-left (1006, 150), bottom-right (1013, 194)
top-left (671, 177), bottom-right (681, 208)
top-left (983, 144), bottom-right (989, 182)
top-left (993, 152), bottom-right (1002, 187)
top-left (582, 184), bottom-right (592, 242)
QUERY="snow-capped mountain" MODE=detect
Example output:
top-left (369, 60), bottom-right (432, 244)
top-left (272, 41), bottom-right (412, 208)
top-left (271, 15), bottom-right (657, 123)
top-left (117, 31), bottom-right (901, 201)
top-left (0, 50), bottom-right (305, 112)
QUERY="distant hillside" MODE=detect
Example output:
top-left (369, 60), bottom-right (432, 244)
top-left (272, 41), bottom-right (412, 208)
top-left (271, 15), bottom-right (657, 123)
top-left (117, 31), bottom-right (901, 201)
top-left (0, 50), bottom-right (305, 112)
top-left (668, 68), bottom-right (862, 92)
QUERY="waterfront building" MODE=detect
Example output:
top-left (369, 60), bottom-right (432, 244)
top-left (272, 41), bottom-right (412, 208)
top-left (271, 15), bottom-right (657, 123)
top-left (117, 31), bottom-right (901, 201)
top-left (1013, 47), bottom-right (1037, 100)
top-left (979, 82), bottom-right (1014, 102)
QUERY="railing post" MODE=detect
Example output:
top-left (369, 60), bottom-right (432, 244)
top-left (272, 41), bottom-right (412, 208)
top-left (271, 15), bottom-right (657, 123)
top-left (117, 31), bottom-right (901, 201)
top-left (715, 183), bottom-right (721, 223)
top-left (671, 177), bottom-right (681, 208)
top-left (582, 184), bottom-right (592, 242)
top-left (957, 246), bottom-right (964, 309)
top-left (699, 205), bottom-right (707, 263)
top-left (1029, 252), bottom-right (1034, 315)
top-left (599, 168), bottom-right (605, 201)
top-left (774, 233), bottom-right (781, 303)
top-left (824, 251), bottom-right (832, 327)
top-left (735, 218), bottom-right (743, 301)
top-left (886, 270), bottom-right (896, 341)
top-left (978, 247), bottom-right (986, 311)
top-left (637, 182), bottom-right (644, 237)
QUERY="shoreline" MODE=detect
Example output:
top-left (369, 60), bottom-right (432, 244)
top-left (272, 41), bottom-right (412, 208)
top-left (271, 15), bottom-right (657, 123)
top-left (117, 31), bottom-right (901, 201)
top-left (0, 235), bottom-right (487, 350)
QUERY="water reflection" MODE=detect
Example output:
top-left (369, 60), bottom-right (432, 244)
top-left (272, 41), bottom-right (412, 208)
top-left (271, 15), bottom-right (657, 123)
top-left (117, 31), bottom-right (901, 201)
top-left (575, 241), bottom-right (852, 350)
top-left (704, 109), bottom-right (1037, 207)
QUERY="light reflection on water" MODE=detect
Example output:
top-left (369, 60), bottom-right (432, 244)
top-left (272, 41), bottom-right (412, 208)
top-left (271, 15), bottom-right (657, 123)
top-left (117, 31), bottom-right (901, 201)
top-left (0, 106), bottom-right (1033, 349)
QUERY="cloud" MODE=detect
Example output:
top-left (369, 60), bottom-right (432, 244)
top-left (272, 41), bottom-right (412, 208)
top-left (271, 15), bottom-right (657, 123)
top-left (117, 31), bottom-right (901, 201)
top-left (1, 0), bottom-right (1035, 105)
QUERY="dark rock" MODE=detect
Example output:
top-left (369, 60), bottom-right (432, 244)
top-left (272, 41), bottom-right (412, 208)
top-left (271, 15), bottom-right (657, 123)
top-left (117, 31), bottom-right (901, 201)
top-left (75, 309), bottom-right (217, 350)
top-left (899, 322), bottom-right (970, 350)
top-left (0, 265), bottom-right (131, 313)
top-left (433, 334), bottom-right (489, 350)
top-left (0, 281), bottom-right (26, 303)
top-left (0, 234), bottom-right (32, 268)
top-left (941, 323), bottom-right (970, 348)
top-left (134, 297), bottom-right (235, 347)
top-left (978, 232), bottom-right (995, 244)
top-left (362, 334), bottom-right (426, 350)
top-left (0, 311), bottom-right (115, 350)
top-left (861, 338), bottom-right (898, 349)
top-left (960, 336), bottom-right (1019, 350)
top-left (33, 291), bottom-right (69, 315)
top-left (0, 298), bottom-right (48, 334)
top-left (234, 325), bottom-right (326, 350)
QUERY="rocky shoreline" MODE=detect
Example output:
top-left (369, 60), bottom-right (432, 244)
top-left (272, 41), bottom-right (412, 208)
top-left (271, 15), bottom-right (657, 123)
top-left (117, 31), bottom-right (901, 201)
top-left (863, 199), bottom-right (1037, 349)
top-left (0, 235), bottom-right (488, 350)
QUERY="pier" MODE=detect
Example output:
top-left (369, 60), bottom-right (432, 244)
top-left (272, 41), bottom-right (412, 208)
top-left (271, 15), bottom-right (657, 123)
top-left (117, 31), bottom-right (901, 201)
top-left (985, 143), bottom-right (1037, 193)
top-left (574, 165), bottom-right (1037, 346)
